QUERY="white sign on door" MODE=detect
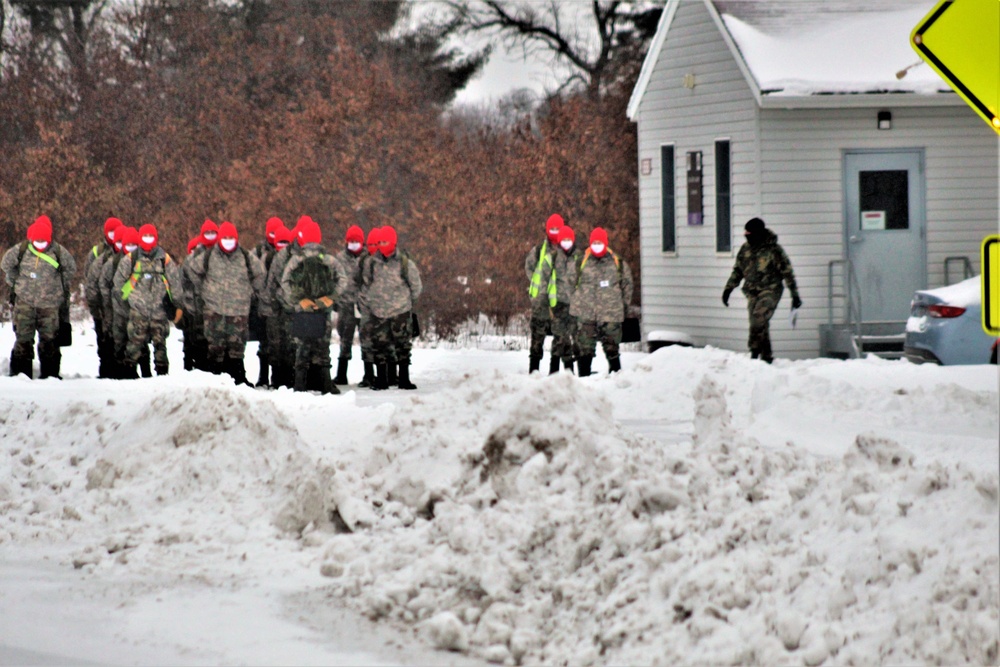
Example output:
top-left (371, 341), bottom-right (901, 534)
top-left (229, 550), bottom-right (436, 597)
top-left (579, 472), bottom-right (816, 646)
top-left (861, 210), bottom-right (886, 230)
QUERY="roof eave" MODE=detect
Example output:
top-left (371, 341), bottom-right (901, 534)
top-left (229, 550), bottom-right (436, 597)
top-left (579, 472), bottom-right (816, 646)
top-left (704, 0), bottom-right (765, 108)
top-left (758, 91), bottom-right (964, 109)
top-left (627, 0), bottom-right (680, 121)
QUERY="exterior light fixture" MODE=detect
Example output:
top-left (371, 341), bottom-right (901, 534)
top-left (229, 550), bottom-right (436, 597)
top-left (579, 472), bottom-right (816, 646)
top-left (877, 110), bottom-right (892, 130)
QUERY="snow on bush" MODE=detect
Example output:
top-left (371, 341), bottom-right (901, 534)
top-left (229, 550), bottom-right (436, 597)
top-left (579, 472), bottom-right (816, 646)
top-left (0, 388), bottom-right (332, 572)
top-left (318, 372), bottom-right (999, 666)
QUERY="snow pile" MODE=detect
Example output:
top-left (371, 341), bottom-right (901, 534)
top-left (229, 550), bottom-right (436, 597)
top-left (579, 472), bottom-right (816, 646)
top-left (0, 388), bottom-right (332, 572)
top-left (318, 369), bottom-right (999, 665)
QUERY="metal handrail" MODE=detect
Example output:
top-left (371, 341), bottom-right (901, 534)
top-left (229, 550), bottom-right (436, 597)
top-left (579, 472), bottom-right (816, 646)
top-left (944, 256), bottom-right (973, 285)
top-left (828, 259), bottom-right (863, 356)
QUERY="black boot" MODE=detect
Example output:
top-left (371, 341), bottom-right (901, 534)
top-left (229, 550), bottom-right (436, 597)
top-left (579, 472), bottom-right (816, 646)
top-left (398, 363), bottom-right (417, 390)
top-left (577, 355), bottom-right (593, 377)
top-left (9, 354), bottom-right (32, 378)
top-left (608, 357), bottom-right (622, 373)
top-left (529, 356), bottom-right (541, 374)
top-left (319, 365), bottom-right (339, 395)
top-left (39, 353), bottom-right (61, 379)
top-left (256, 356), bottom-right (269, 387)
top-left (548, 356), bottom-right (560, 375)
top-left (155, 362), bottom-right (169, 376)
top-left (371, 362), bottom-right (389, 391)
top-left (293, 365), bottom-right (308, 392)
top-left (388, 362), bottom-right (398, 387)
top-left (760, 339), bottom-right (774, 364)
top-left (358, 361), bottom-right (375, 388)
top-left (228, 358), bottom-right (250, 386)
top-left (139, 353), bottom-right (152, 378)
top-left (122, 363), bottom-right (139, 379)
top-left (333, 358), bottom-right (349, 385)
top-left (563, 358), bottom-right (574, 374)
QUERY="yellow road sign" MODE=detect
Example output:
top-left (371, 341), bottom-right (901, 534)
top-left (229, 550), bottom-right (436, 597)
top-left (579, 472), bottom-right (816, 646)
top-left (911, 0), bottom-right (1000, 134)
top-left (983, 235), bottom-right (1000, 336)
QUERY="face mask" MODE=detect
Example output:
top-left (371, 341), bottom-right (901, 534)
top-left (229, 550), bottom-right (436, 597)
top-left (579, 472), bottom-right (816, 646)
top-left (115, 242), bottom-right (123, 251)
top-left (125, 244), bottom-right (138, 253)
top-left (220, 238), bottom-right (237, 252)
top-left (347, 242), bottom-right (362, 253)
top-left (141, 235), bottom-right (155, 245)
top-left (591, 242), bottom-right (606, 255)
top-left (560, 240), bottom-right (573, 251)
top-left (276, 241), bottom-right (289, 250)
top-left (32, 240), bottom-right (49, 251)
top-left (204, 232), bottom-right (217, 242)
top-left (548, 227), bottom-right (561, 238)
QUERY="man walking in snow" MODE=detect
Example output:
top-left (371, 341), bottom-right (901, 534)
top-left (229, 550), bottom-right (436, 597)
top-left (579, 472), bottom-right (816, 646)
top-left (571, 227), bottom-right (633, 377)
top-left (85, 217), bottom-right (122, 378)
top-left (551, 224), bottom-right (581, 374)
top-left (722, 217), bottom-right (802, 363)
top-left (251, 217), bottom-right (284, 386)
top-left (189, 221), bottom-right (266, 385)
top-left (524, 213), bottom-right (563, 374)
top-left (2, 215), bottom-right (77, 379)
top-left (183, 220), bottom-right (220, 372)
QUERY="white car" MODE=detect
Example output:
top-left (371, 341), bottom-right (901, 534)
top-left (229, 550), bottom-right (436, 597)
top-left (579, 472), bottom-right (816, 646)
top-left (904, 276), bottom-right (997, 365)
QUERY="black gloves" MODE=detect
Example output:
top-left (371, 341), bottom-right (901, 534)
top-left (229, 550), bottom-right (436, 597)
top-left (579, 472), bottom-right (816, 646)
top-left (791, 295), bottom-right (803, 310)
top-left (722, 288), bottom-right (733, 307)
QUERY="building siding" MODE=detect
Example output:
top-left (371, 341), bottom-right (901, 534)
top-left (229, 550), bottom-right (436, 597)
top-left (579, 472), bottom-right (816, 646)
top-left (633, 1), bottom-right (999, 359)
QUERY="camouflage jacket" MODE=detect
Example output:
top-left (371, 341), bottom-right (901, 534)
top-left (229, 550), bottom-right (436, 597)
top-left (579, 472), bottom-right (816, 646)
top-left (524, 239), bottom-right (558, 314)
top-left (279, 244), bottom-right (346, 312)
top-left (85, 244), bottom-right (116, 316)
top-left (101, 251), bottom-right (130, 321)
top-left (253, 241), bottom-right (277, 317)
top-left (359, 251), bottom-right (422, 319)
top-left (189, 245), bottom-right (266, 318)
top-left (724, 230), bottom-right (800, 299)
top-left (1, 241), bottom-right (76, 309)
top-left (553, 246), bottom-right (582, 305)
top-left (334, 248), bottom-right (365, 306)
top-left (113, 246), bottom-right (183, 319)
top-left (265, 245), bottom-right (299, 314)
top-left (570, 250), bottom-right (633, 323)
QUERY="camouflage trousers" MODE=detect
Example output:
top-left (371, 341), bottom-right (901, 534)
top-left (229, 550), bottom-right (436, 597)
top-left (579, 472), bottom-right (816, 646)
top-left (577, 320), bottom-right (622, 362)
top-left (371, 312), bottom-right (412, 365)
top-left (746, 291), bottom-right (780, 359)
top-left (204, 311), bottom-right (248, 362)
top-left (293, 315), bottom-right (334, 374)
top-left (126, 313), bottom-right (170, 370)
top-left (528, 310), bottom-right (552, 362)
top-left (336, 303), bottom-right (359, 360)
top-left (12, 304), bottom-right (59, 361)
top-left (550, 303), bottom-right (578, 364)
top-left (359, 310), bottom-right (376, 363)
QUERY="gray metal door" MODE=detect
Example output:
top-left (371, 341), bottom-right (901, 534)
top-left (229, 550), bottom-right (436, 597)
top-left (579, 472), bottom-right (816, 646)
top-left (844, 151), bottom-right (926, 322)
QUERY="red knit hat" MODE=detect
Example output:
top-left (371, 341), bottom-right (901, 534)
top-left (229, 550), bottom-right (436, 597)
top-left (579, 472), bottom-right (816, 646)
top-left (546, 214), bottom-right (564, 244)
top-left (201, 220), bottom-right (219, 246)
top-left (219, 221), bottom-right (239, 252)
top-left (104, 217), bottom-right (123, 244)
top-left (122, 227), bottom-right (141, 251)
top-left (27, 220), bottom-right (52, 244)
top-left (187, 236), bottom-right (200, 255)
top-left (265, 217), bottom-right (283, 243)
top-left (366, 227), bottom-right (381, 255)
top-left (379, 226), bottom-right (397, 257)
top-left (299, 220), bottom-right (322, 246)
top-left (557, 226), bottom-right (575, 246)
top-left (345, 225), bottom-right (364, 244)
top-left (34, 215), bottom-right (53, 234)
top-left (274, 225), bottom-right (294, 248)
top-left (138, 224), bottom-right (158, 252)
top-left (589, 227), bottom-right (609, 257)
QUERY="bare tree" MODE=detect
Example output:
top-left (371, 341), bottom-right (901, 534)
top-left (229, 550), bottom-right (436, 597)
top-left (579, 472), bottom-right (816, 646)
top-left (444, 0), bottom-right (662, 100)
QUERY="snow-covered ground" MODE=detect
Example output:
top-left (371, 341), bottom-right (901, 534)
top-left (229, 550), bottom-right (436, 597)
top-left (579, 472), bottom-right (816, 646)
top-left (0, 320), bottom-right (997, 665)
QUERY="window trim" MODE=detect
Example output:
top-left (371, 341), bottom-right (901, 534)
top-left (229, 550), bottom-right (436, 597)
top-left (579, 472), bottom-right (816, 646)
top-left (661, 143), bottom-right (676, 254)
top-left (715, 139), bottom-right (732, 254)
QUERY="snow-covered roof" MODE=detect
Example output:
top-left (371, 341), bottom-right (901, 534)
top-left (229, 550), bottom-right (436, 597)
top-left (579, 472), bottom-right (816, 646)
top-left (628, 0), bottom-right (959, 119)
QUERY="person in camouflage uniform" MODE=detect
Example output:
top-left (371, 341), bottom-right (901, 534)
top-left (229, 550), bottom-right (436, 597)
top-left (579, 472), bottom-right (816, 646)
top-left (354, 226), bottom-right (382, 388)
top-left (722, 217), bottom-right (802, 363)
top-left (332, 224), bottom-right (365, 385)
top-left (359, 225), bottom-right (421, 391)
top-left (189, 221), bottom-right (266, 385)
top-left (181, 220), bottom-right (219, 372)
top-left (2, 216), bottom-right (77, 379)
top-left (251, 216), bottom-right (283, 386)
top-left (101, 226), bottom-right (139, 377)
top-left (279, 222), bottom-right (345, 394)
top-left (263, 219), bottom-right (308, 389)
top-left (84, 217), bottom-right (122, 378)
top-left (551, 225), bottom-right (581, 374)
top-left (570, 227), bottom-right (633, 377)
top-left (112, 224), bottom-right (183, 378)
top-left (524, 213), bottom-right (564, 374)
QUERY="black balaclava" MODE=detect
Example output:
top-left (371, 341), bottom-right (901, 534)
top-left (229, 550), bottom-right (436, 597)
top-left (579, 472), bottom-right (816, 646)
top-left (745, 217), bottom-right (767, 246)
